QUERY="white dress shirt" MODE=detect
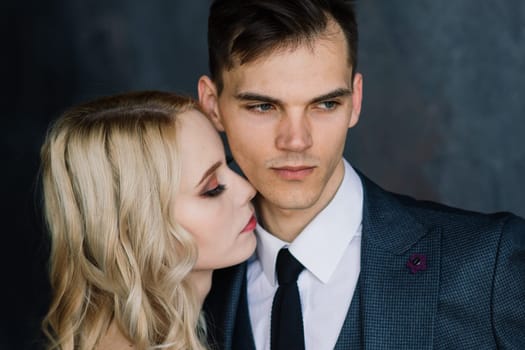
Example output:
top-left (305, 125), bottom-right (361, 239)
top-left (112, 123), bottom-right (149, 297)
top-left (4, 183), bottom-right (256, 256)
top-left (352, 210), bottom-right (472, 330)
top-left (247, 159), bottom-right (364, 350)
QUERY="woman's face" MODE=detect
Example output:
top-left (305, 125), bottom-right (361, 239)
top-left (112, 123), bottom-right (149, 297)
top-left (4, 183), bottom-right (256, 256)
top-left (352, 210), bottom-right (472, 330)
top-left (174, 109), bottom-right (257, 271)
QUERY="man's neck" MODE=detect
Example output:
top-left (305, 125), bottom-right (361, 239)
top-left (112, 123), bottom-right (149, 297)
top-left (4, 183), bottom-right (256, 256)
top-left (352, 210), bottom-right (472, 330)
top-left (256, 204), bottom-right (313, 242)
top-left (256, 161), bottom-right (345, 242)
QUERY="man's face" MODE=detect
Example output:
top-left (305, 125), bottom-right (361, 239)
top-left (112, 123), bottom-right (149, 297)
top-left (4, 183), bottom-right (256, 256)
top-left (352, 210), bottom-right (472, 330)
top-left (199, 26), bottom-right (362, 215)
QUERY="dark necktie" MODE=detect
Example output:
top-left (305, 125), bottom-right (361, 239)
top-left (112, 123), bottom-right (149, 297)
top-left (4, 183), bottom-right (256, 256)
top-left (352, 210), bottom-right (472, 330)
top-left (271, 248), bottom-right (306, 350)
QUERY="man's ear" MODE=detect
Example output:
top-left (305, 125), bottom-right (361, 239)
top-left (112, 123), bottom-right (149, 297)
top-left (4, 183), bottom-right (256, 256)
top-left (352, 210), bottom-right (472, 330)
top-left (198, 75), bottom-right (225, 131)
top-left (348, 72), bottom-right (363, 129)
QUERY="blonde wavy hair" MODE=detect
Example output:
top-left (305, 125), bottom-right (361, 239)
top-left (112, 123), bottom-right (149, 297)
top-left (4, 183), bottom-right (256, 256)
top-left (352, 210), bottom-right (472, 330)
top-left (40, 91), bottom-right (207, 350)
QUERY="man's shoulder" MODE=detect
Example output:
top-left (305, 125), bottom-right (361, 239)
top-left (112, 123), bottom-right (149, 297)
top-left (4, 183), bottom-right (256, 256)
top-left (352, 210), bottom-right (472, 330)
top-left (359, 171), bottom-right (523, 233)
top-left (393, 190), bottom-right (522, 233)
top-left (387, 190), bottom-right (525, 261)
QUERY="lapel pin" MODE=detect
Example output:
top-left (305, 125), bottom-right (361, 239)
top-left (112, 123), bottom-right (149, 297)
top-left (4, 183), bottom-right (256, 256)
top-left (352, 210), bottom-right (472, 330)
top-left (407, 253), bottom-right (427, 274)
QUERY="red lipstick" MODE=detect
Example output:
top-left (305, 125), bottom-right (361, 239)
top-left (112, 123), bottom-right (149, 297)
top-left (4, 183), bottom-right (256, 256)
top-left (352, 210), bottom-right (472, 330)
top-left (241, 215), bottom-right (257, 233)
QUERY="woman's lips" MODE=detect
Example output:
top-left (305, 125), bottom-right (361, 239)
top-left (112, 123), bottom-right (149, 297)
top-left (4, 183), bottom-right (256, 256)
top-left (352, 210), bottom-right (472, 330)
top-left (241, 215), bottom-right (257, 233)
top-left (271, 166), bottom-right (315, 180)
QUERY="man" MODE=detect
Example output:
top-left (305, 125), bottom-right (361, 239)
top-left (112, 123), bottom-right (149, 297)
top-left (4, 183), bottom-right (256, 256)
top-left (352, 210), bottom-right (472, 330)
top-left (198, 0), bottom-right (525, 349)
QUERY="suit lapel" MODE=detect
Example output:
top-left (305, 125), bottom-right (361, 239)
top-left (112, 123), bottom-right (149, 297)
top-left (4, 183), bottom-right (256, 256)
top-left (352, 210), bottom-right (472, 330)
top-left (231, 269), bottom-right (256, 350)
top-left (359, 175), bottom-right (441, 349)
top-left (204, 262), bottom-right (251, 350)
top-left (334, 276), bottom-right (362, 349)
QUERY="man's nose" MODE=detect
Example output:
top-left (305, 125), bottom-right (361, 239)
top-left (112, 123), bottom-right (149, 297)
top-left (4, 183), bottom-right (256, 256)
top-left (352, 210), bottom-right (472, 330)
top-left (275, 113), bottom-right (313, 152)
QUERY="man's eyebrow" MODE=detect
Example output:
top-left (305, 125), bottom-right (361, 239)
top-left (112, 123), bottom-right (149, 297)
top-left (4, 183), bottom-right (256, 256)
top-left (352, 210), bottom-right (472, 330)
top-left (309, 88), bottom-right (352, 104)
top-left (196, 161), bottom-right (222, 187)
top-left (234, 88), bottom-right (352, 106)
top-left (234, 92), bottom-right (282, 106)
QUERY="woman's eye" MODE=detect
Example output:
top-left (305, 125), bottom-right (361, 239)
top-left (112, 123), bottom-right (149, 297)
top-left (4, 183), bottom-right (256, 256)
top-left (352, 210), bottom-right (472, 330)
top-left (202, 184), bottom-right (226, 197)
top-left (248, 103), bottom-right (274, 113)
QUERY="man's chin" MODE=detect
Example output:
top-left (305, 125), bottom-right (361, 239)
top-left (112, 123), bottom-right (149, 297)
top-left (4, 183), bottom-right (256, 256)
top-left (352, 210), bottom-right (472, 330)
top-left (258, 191), bottom-right (320, 211)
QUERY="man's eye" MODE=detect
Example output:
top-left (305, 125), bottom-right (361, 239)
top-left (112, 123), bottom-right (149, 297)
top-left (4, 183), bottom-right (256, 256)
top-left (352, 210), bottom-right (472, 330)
top-left (202, 184), bottom-right (226, 197)
top-left (318, 100), bottom-right (339, 110)
top-left (248, 103), bottom-right (274, 113)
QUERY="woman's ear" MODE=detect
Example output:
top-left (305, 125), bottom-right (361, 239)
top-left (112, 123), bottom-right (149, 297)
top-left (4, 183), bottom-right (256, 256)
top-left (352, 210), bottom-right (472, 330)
top-left (198, 75), bottom-right (225, 131)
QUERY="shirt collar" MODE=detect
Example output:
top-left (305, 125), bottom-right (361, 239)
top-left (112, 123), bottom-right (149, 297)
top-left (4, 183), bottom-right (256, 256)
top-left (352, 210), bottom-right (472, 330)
top-left (255, 159), bottom-right (364, 285)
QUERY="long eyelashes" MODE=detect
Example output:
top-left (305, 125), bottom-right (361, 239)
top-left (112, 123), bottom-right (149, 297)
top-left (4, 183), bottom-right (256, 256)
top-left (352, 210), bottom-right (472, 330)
top-left (202, 184), bottom-right (226, 197)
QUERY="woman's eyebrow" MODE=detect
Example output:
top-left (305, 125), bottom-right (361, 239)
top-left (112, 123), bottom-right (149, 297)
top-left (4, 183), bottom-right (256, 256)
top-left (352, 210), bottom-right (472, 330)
top-left (196, 161), bottom-right (222, 187)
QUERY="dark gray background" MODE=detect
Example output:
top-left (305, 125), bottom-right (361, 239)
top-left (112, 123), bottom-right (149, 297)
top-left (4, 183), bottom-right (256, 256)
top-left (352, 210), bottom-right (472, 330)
top-left (3, 1), bottom-right (524, 348)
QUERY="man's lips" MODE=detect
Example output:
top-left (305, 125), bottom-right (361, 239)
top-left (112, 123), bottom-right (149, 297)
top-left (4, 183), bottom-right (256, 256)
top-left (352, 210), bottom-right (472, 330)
top-left (241, 215), bottom-right (257, 233)
top-left (271, 166), bottom-right (315, 180)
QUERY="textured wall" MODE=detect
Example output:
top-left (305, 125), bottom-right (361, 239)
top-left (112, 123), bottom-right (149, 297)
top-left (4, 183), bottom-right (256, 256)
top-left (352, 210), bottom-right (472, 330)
top-left (3, 0), bottom-right (524, 348)
top-left (351, 1), bottom-right (525, 216)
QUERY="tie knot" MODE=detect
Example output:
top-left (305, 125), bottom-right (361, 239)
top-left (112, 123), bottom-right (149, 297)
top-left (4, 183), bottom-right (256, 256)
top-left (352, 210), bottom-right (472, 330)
top-left (276, 248), bottom-right (304, 285)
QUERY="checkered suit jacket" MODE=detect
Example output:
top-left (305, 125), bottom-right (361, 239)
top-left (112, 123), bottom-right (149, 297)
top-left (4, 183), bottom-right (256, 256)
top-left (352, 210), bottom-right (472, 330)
top-left (204, 174), bottom-right (525, 349)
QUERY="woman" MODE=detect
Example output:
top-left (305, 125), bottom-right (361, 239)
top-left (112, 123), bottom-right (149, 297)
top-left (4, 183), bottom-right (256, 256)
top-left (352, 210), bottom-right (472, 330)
top-left (40, 91), bottom-right (257, 349)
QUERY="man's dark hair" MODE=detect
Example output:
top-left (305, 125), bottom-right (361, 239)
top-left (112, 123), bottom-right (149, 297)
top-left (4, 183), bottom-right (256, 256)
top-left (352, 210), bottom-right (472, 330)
top-left (207, 0), bottom-right (358, 93)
